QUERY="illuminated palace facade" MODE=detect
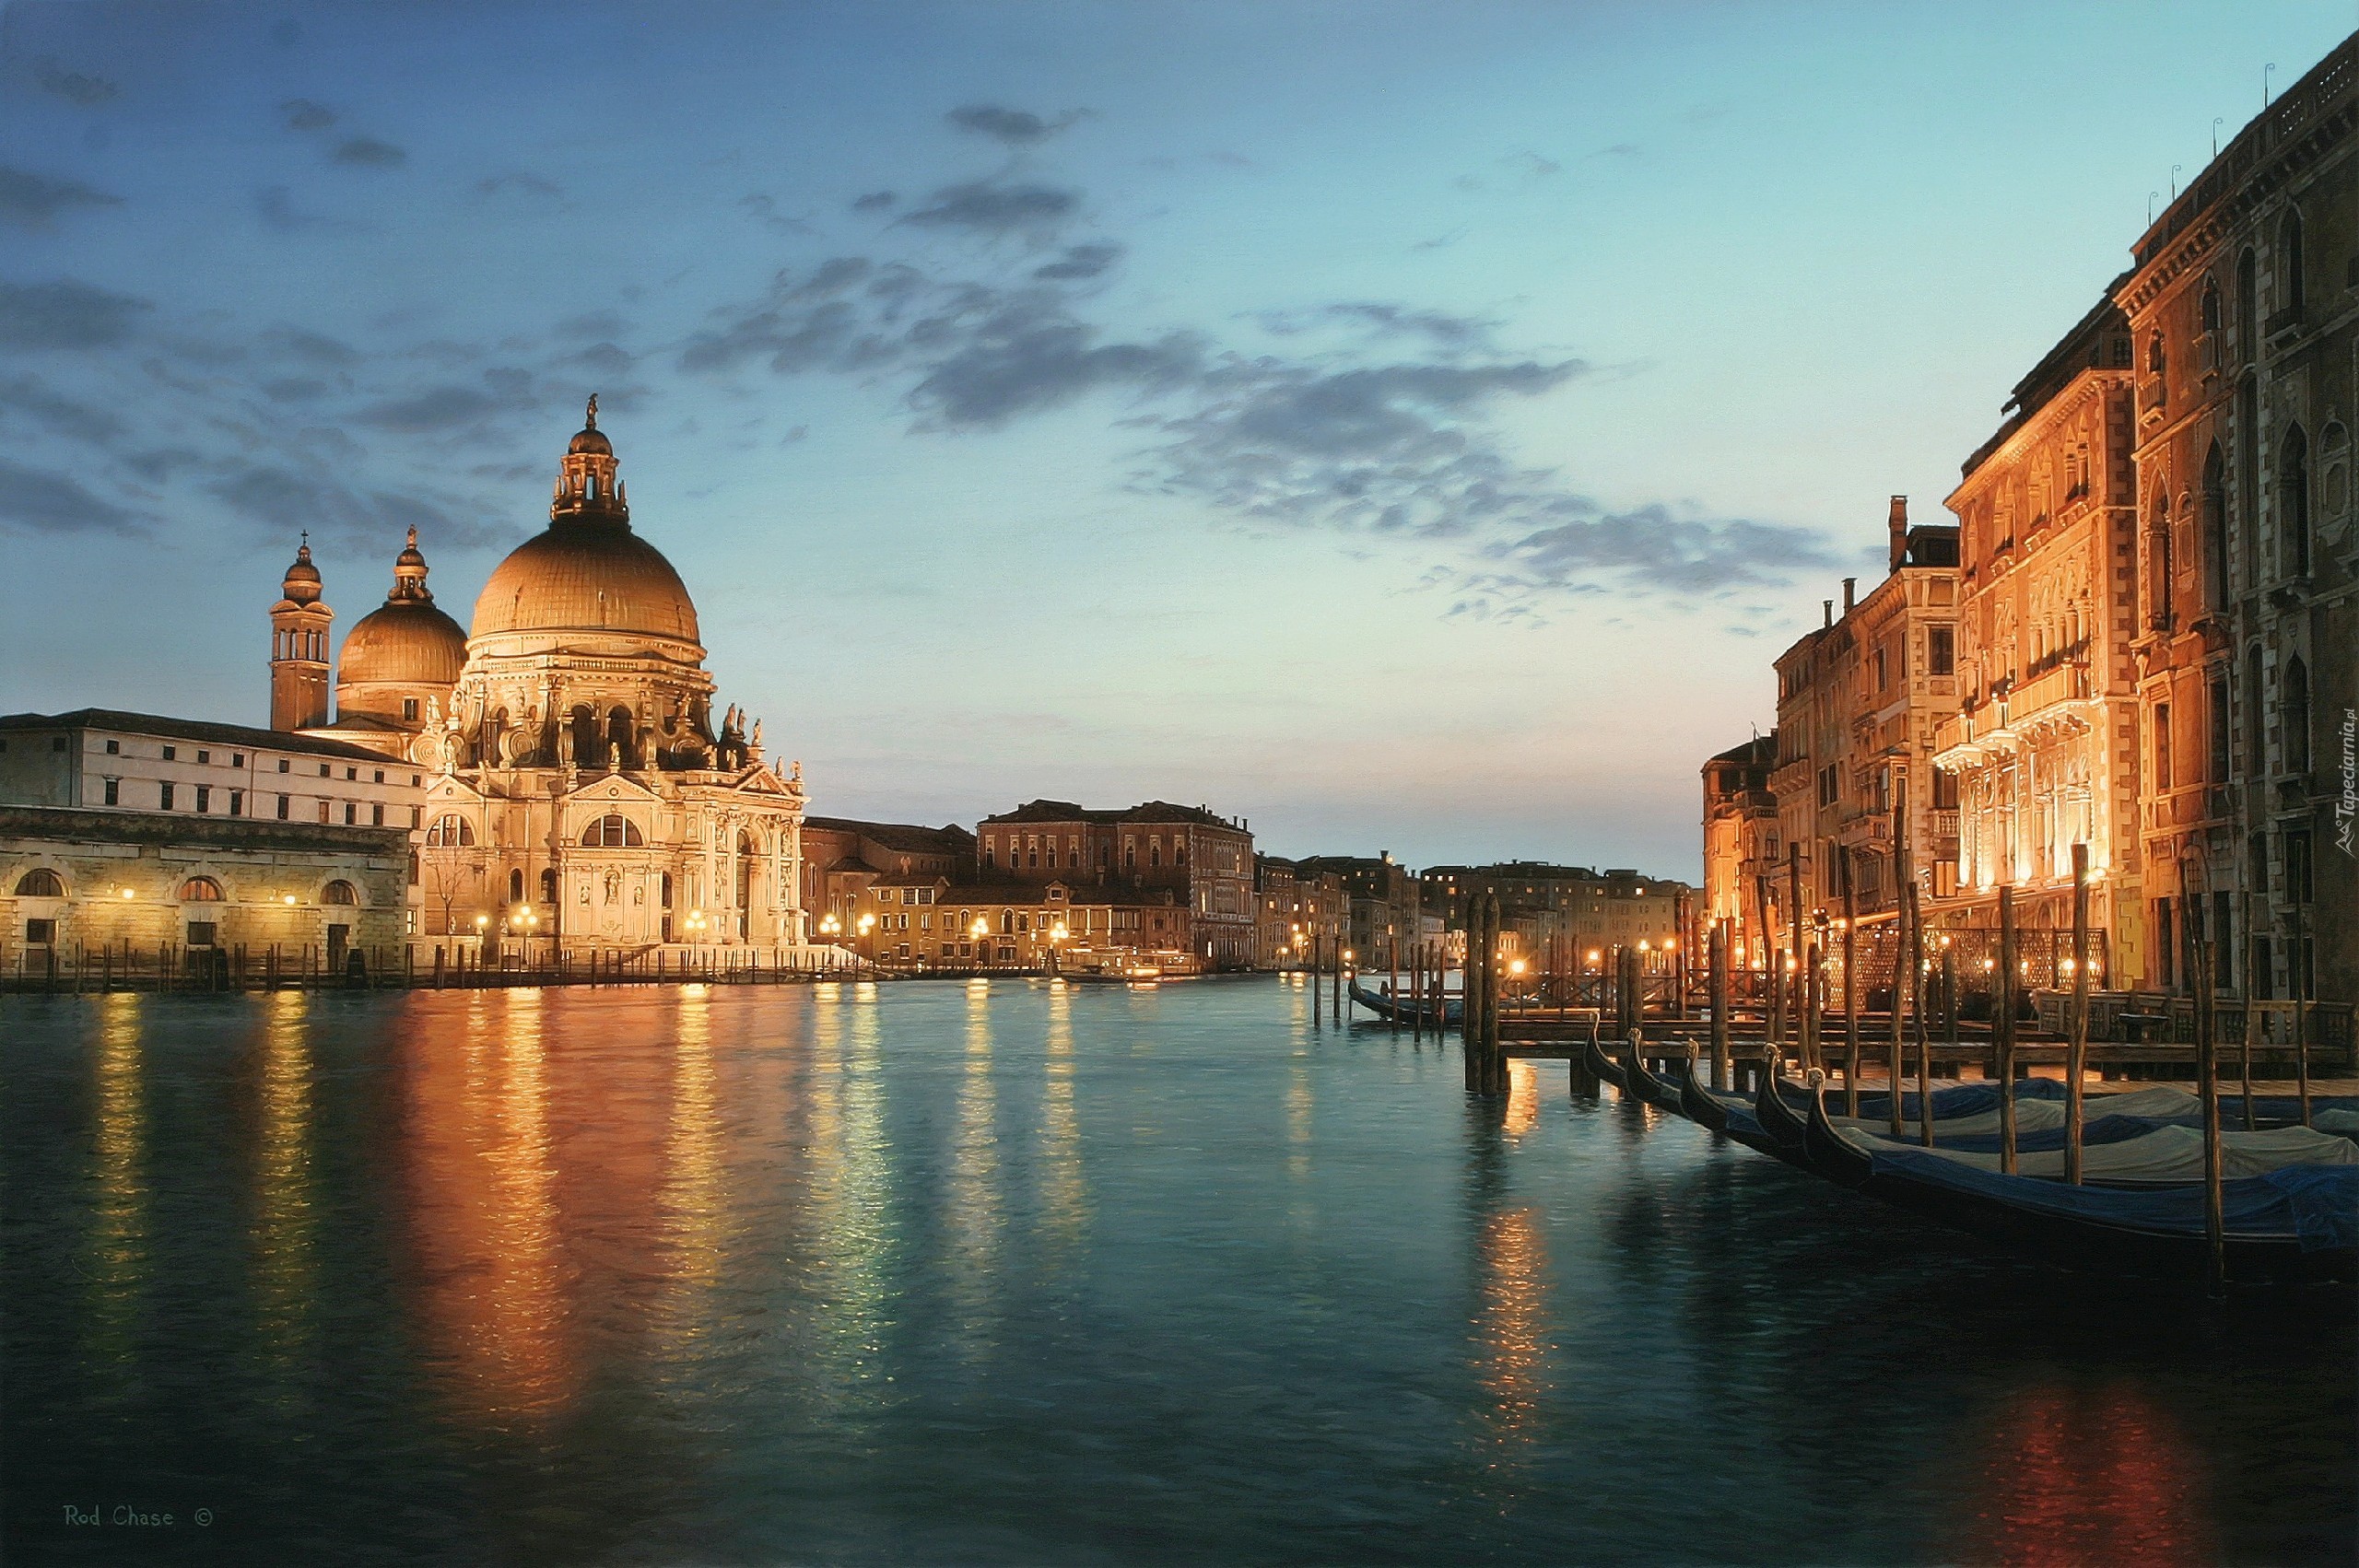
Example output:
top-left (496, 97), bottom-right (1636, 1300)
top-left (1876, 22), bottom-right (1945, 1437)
top-left (275, 403), bottom-right (808, 953)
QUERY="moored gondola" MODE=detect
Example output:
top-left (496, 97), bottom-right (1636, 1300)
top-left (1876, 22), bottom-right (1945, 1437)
top-left (1801, 1070), bottom-right (2356, 1282)
top-left (1677, 1045), bottom-right (1730, 1133)
top-left (1753, 1049), bottom-right (1808, 1152)
top-left (1583, 1033), bottom-right (1628, 1092)
top-left (1624, 1036), bottom-right (1684, 1110)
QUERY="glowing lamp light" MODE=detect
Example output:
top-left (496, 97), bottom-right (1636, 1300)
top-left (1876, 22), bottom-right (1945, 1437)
top-left (971, 919), bottom-right (989, 938)
top-left (1587, 950), bottom-right (1601, 964)
top-left (284, 894), bottom-right (298, 905)
top-left (1051, 922), bottom-right (1069, 942)
top-left (1343, 948), bottom-right (1355, 963)
top-left (1508, 959), bottom-right (1526, 976)
top-left (120, 887), bottom-right (135, 899)
top-left (856, 914), bottom-right (874, 933)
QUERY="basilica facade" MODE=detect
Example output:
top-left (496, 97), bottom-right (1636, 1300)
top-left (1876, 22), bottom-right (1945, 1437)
top-left (274, 402), bottom-right (808, 954)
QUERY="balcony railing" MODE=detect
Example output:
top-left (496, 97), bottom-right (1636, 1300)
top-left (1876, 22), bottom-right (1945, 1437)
top-left (2006, 661), bottom-right (2089, 724)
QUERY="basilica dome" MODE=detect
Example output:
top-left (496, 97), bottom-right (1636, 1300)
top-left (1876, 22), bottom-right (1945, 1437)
top-left (469, 402), bottom-right (702, 647)
top-left (342, 596), bottom-right (468, 685)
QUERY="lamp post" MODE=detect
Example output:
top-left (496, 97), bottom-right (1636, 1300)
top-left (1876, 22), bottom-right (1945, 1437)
top-left (971, 917), bottom-right (990, 969)
top-left (856, 912), bottom-right (875, 969)
top-left (474, 911), bottom-right (491, 968)
top-left (1049, 920), bottom-right (1069, 977)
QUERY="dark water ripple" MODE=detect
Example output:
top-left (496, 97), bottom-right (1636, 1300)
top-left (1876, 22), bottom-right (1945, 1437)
top-left (3, 978), bottom-right (2352, 1565)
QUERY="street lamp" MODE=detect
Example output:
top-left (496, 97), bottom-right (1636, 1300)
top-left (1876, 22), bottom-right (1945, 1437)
top-left (856, 912), bottom-right (875, 967)
top-left (1049, 920), bottom-right (1069, 976)
top-left (475, 910), bottom-right (490, 966)
top-left (970, 917), bottom-right (990, 968)
top-left (817, 911), bottom-right (841, 942)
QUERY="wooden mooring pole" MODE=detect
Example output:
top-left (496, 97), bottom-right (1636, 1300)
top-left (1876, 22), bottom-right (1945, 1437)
top-left (1910, 881), bottom-right (1932, 1147)
top-left (1997, 884), bottom-right (2018, 1176)
top-left (2182, 860), bottom-right (2225, 1285)
top-left (2066, 844), bottom-right (2090, 1186)
top-left (1708, 922), bottom-right (1730, 1093)
top-left (1840, 845), bottom-right (1859, 1117)
top-left (2293, 903), bottom-right (2313, 1129)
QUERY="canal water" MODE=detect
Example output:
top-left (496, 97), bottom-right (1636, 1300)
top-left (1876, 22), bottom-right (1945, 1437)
top-left (3, 978), bottom-right (2352, 1565)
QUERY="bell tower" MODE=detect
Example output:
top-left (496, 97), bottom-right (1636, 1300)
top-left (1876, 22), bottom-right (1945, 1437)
top-left (269, 536), bottom-right (334, 731)
top-left (551, 392), bottom-right (629, 526)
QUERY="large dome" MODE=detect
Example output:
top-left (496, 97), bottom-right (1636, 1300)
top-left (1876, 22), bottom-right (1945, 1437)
top-left (471, 524), bottom-right (701, 643)
top-left (341, 598), bottom-right (468, 685)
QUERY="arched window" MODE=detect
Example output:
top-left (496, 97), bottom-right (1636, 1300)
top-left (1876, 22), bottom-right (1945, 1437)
top-left (606, 706), bottom-right (634, 768)
top-left (179, 876), bottom-right (224, 901)
top-left (2245, 647), bottom-right (2265, 782)
top-left (2201, 277), bottom-right (2221, 334)
top-left (570, 705), bottom-right (599, 767)
top-left (2283, 656), bottom-right (2310, 775)
top-left (2280, 206), bottom-right (2305, 318)
top-left (2201, 443), bottom-right (2228, 610)
top-left (2280, 424), bottom-right (2310, 579)
top-left (2146, 332), bottom-right (2165, 376)
top-left (2236, 248), bottom-right (2258, 355)
top-left (1000, 910), bottom-right (1014, 934)
top-left (508, 868), bottom-right (525, 903)
top-left (14, 868), bottom-right (64, 897)
top-left (425, 813), bottom-right (475, 847)
top-left (581, 814), bottom-right (644, 848)
top-left (323, 880), bottom-right (358, 907)
top-left (2145, 492), bottom-right (2172, 629)
top-left (539, 868), bottom-right (557, 903)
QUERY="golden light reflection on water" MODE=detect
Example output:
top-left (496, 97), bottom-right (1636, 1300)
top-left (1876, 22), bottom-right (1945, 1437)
top-left (1504, 1059), bottom-right (1538, 1140)
top-left (946, 980), bottom-right (1003, 1362)
top-left (1039, 983), bottom-right (1087, 1256)
top-left (1961, 1382), bottom-right (2212, 1565)
top-left (252, 989), bottom-right (317, 1386)
top-left (659, 988), bottom-right (724, 1316)
top-left (403, 988), bottom-right (573, 1428)
top-left (85, 993), bottom-right (147, 1371)
top-left (806, 982), bottom-right (890, 1401)
top-left (1475, 1206), bottom-right (1552, 1463)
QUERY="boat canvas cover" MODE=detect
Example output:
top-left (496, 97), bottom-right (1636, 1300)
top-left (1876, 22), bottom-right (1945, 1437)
top-left (1863, 1145), bottom-right (2359, 1250)
top-left (1847, 1121), bottom-right (2357, 1184)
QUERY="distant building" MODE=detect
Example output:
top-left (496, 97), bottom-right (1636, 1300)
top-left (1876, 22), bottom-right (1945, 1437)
top-left (1701, 735), bottom-right (1779, 970)
top-left (1417, 861), bottom-right (1690, 968)
top-left (976, 800), bottom-right (1255, 967)
top-left (801, 817), bottom-right (976, 933)
top-left (851, 874), bottom-right (1192, 971)
top-left (1293, 852), bottom-right (1417, 967)
top-left (0, 708), bottom-right (422, 974)
top-left (1768, 499), bottom-right (1962, 944)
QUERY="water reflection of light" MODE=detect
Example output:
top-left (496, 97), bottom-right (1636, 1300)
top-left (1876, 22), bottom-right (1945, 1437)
top-left (1039, 981), bottom-right (1086, 1256)
top-left (1964, 1384), bottom-right (2212, 1565)
top-left (660, 988), bottom-right (724, 1310)
top-left (86, 993), bottom-right (147, 1369)
top-left (1287, 1060), bottom-right (1314, 1183)
top-left (253, 989), bottom-right (317, 1384)
top-left (946, 981), bottom-right (1003, 1363)
top-left (1504, 1059), bottom-right (1538, 1140)
top-left (807, 983), bottom-right (890, 1403)
top-left (403, 989), bottom-right (573, 1426)
top-left (1476, 1207), bottom-right (1552, 1456)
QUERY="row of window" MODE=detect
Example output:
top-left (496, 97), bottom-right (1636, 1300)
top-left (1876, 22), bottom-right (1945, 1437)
top-left (2148, 654), bottom-right (2311, 791)
top-left (125, 778), bottom-right (418, 827)
top-left (10, 868), bottom-right (358, 905)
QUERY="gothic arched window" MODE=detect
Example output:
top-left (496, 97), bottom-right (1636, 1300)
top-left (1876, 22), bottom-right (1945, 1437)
top-left (2280, 206), bottom-right (2305, 317)
top-left (2201, 442), bottom-right (2228, 610)
top-left (2283, 656), bottom-right (2310, 775)
top-left (2280, 424), bottom-right (2310, 579)
top-left (14, 868), bottom-right (64, 897)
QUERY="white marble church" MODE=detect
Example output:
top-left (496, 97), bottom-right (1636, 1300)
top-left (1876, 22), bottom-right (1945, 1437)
top-left (270, 399), bottom-right (808, 954)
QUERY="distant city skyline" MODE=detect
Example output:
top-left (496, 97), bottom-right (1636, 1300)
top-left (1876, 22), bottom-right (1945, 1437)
top-left (2, 1), bottom-right (2349, 874)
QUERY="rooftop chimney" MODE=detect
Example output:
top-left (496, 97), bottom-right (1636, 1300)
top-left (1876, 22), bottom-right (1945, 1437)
top-left (1823, 599), bottom-right (1834, 627)
top-left (1888, 495), bottom-right (1909, 571)
top-left (1842, 576), bottom-right (1856, 614)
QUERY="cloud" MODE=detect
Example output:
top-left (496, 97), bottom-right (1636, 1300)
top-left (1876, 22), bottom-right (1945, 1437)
top-left (1254, 302), bottom-right (1497, 353)
top-left (945, 104), bottom-right (1086, 146)
top-left (909, 297), bottom-right (1203, 428)
top-left (332, 137), bottom-right (407, 169)
top-left (1474, 507), bottom-right (1840, 594)
top-left (1032, 242), bottom-right (1122, 281)
top-left (900, 181), bottom-right (1079, 234)
top-left (0, 278), bottom-right (150, 349)
top-left (478, 171), bottom-right (563, 200)
top-left (254, 185), bottom-right (354, 232)
top-left (261, 377), bottom-right (332, 403)
top-left (0, 456), bottom-right (136, 533)
top-left (557, 341), bottom-right (634, 376)
top-left (1501, 151), bottom-right (1562, 179)
top-left (554, 310), bottom-right (626, 340)
top-left (280, 99), bottom-right (336, 132)
top-left (0, 165), bottom-right (123, 227)
top-left (1594, 142), bottom-right (1641, 159)
top-left (851, 190), bottom-right (897, 212)
top-left (36, 63), bottom-right (118, 105)
top-left (353, 384), bottom-right (499, 432)
top-left (0, 376), bottom-right (124, 444)
top-left (263, 326), bottom-right (360, 366)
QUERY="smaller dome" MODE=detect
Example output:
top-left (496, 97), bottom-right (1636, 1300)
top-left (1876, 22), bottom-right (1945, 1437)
top-left (341, 599), bottom-right (468, 687)
top-left (569, 426), bottom-right (613, 456)
top-left (281, 541), bottom-right (323, 604)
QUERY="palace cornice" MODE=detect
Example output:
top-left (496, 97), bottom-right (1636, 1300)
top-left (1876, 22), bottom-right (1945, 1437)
top-left (1949, 369), bottom-right (2131, 508)
top-left (2118, 92), bottom-right (2354, 317)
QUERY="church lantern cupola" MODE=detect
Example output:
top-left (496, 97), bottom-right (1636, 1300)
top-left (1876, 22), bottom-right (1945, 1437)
top-left (552, 393), bottom-right (628, 525)
top-left (268, 536), bottom-right (334, 731)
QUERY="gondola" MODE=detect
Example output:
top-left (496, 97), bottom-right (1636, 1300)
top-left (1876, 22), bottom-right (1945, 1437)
top-left (1800, 1072), bottom-right (2357, 1283)
top-left (1752, 1051), bottom-right (1809, 1152)
top-left (1582, 1033), bottom-right (1628, 1092)
top-left (1345, 977), bottom-right (1459, 1027)
top-left (1676, 1046), bottom-right (1731, 1133)
top-left (1623, 1037), bottom-right (1684, 1111)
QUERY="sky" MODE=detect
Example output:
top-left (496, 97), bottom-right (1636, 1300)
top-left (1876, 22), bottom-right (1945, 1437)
top-left (1, 1), bottom-right (2350, 878)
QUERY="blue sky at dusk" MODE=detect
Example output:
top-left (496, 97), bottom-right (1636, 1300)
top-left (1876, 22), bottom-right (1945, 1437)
top-left (2, 2), bottom-right (2349, 875)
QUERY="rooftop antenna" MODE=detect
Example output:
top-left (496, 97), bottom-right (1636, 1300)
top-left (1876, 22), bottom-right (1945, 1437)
top-left (2148, 190), bottom-right (2160, 225)
top-left (2212, 117), bottom-right (2224, 158)
top-left (2170, 163), bottom-right (2182, 198)
top-left (2264, 62), bottom-right (2275, 109)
